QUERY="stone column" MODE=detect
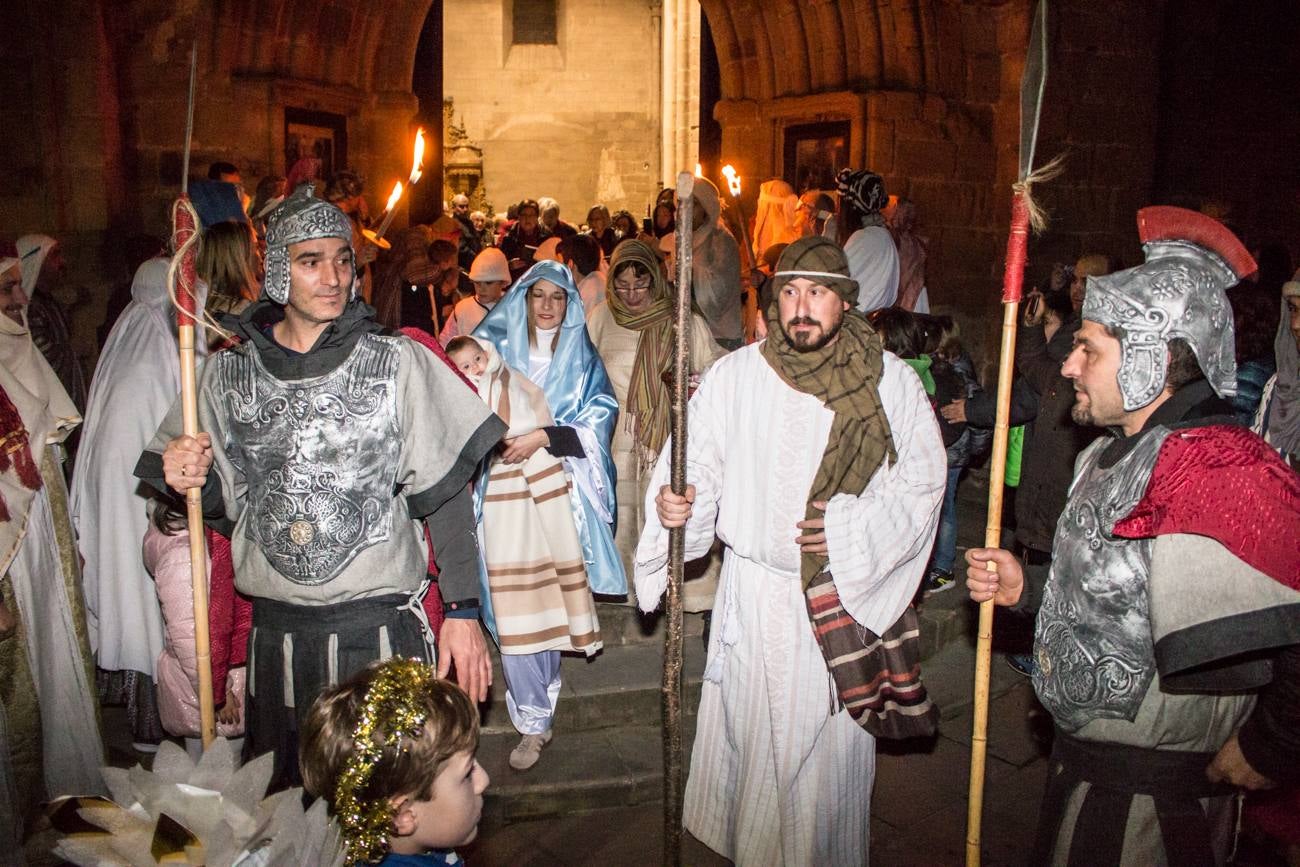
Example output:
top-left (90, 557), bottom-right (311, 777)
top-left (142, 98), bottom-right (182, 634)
top-left (660, 0), bottom-right (702, 184)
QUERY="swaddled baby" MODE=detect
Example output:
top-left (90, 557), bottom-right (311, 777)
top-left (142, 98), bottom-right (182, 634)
top-left (447, 335), bottom-right (553, 437)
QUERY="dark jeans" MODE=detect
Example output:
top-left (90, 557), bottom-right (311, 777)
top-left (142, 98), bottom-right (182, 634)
top-left (931, 466), bottom-right (963, 573)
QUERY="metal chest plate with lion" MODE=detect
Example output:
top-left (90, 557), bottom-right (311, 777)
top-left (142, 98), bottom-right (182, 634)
top-left (215, 335), bottom-right (403, 585)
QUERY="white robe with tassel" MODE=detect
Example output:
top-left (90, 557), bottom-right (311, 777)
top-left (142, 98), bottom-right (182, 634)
top-left (635, 346), bottom-right (944, 866)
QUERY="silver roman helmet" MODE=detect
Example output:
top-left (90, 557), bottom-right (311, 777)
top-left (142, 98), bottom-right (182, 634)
top-left (1081, 206), bottom-right (1257, 410)
top-left (262, 184), bottom-right (356, 304)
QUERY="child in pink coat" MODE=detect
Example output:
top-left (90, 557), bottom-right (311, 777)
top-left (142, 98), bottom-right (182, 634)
top-left (144, 500), bottom-right (251, 754)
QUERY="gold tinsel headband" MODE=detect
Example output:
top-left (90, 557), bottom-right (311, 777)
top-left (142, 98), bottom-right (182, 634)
top-left (334, 658), bottom-right (437, 864)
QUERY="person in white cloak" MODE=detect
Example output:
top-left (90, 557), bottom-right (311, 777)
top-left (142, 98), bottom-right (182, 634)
top-left (834, 169), bottom-right (900, 313)
top-left (688, 178), bottom-right (745, 350)
top-left (637, 237), bottom-right (944, 865)
top-left (70, 257), bottom-right (204, 748)
top-left (0, 245), bottom-right (104, 817)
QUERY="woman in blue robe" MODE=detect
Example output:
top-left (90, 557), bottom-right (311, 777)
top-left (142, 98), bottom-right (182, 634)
top-left (472, 260), bottom-right (625, 769)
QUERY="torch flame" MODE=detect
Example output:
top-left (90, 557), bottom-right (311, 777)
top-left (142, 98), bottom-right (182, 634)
top-left (695, 163), bottom-right (703, 178)
top-left (721, 164), bottom-right (742, 198)
top-left (408, 128), bottom-right (426, 185)
top-left (385, 181), bottom-right (404, 213)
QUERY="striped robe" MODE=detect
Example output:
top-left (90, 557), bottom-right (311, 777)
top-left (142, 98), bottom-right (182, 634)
top-left (635, 346), bottom-right (945, 866)
top-left (475, 354), bottom-right (601, 656)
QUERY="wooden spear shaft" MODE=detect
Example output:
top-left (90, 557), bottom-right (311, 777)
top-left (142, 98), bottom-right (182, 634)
top-left (662, 171), bottom-right (695, 867)
top-left (176, 42), bottom-right (216, 748)
top-left (965, 190), bottom-right (1029, 866)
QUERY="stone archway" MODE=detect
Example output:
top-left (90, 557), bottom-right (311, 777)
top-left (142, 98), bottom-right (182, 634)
top-left (695, 0), bottom-right (1024, 301)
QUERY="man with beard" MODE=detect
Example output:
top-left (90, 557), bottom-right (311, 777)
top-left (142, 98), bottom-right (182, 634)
top-left (136, 186), bottom-right (505, 785)
top-left (967, 207), bottom-right (1300, 865)
top-left (637, 236), bottom-right (945, 864)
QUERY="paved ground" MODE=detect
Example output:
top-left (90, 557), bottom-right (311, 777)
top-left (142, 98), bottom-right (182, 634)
top-left (460, 633), bottom-right (1051, 867)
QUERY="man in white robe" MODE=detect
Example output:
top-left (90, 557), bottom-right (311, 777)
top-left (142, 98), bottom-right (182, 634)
top-left (636, 237), bottom-right (944, 865)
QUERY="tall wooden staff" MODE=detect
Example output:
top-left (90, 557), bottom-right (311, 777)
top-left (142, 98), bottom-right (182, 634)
top-left (662, 171), bottom-right (695, 867)
top-left (169, 43), bottom-right (216, 748)
top-left (965, 3), bottom-right (1053, 863)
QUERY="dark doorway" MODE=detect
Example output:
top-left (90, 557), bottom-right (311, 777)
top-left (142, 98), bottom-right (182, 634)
top-left (410, 0), bottom-right (444, 224)
top-left (783, 121), bottom-right (850, 194)
top-left (698, 10), bottom-right (723, 178)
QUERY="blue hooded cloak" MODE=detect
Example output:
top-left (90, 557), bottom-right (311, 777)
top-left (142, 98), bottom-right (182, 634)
top-left (472, 261), bottom-right (626, 628)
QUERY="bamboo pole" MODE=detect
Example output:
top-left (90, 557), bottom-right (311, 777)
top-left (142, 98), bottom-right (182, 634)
top-left (965, 190), bottom-right (1030, 866)
top-left (662, 171), bottom-right (695, 867)
top-left (174, 42), bottom-right (216, 748)
top-left (178, 315), bottom-right (216, 748)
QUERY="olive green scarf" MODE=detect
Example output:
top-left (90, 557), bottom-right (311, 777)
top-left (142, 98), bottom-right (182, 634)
top-left (760, 304), bottom-right (897, 587)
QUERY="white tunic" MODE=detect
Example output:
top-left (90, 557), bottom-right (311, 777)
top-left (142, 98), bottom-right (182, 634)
top-left (845, 226), bottom-right (901, 313)
top-left (635, 345), bottom-right (945, 866)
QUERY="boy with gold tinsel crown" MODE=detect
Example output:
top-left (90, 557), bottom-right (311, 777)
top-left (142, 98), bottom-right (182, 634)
top-left (300, 658), bottom-right (489, 867)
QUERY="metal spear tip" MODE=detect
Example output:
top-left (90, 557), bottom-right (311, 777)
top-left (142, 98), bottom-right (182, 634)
top-left (676, 171), bottom-right (695, 201)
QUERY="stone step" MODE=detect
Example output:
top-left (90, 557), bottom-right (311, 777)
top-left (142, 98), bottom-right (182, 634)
top-left (477, 722), bottom-right (692, 827)
top-left (481, 633), bottom-right (708, 736)
top-left (476, 594), bottom-right (975, 826)
top-left (594, 600), bottom-right (707, 646)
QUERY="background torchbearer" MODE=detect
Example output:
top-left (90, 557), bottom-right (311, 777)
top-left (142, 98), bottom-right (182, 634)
top-left (965, 2), bottom-right (1057, 863)
top-left (662, 171), bottom-right (694, 866)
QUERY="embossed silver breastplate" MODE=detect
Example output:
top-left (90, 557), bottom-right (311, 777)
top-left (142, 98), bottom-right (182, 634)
top-left (214, 334), bottom-right (403, 585)
top-left (1033, 429), bottom-right (1169, 732)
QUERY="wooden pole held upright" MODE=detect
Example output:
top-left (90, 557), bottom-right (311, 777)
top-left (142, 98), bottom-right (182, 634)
top-left (662, 171), bottom-right (695, 867)
top-left (965, 189), bottom-right (1030, 866)
top-left (173, 42), bottom-right (215, 749)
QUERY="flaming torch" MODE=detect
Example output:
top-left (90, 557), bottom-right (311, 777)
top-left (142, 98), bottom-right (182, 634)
top-left (721, 163), bottom-right (758, 277)
top-left (371, 181), bottom-right (405, 240)
top-left (363, 127), bottom-right (427, 250)
top-left (721, 164), bottom-right (761, 341)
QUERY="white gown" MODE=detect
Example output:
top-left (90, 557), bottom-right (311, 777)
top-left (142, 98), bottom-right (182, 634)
top-left (635, 345), bottom-right (945, 866)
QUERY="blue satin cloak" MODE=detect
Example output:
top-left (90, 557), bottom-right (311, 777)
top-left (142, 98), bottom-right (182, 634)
top-left (471, 261), bottom-right (627, 638)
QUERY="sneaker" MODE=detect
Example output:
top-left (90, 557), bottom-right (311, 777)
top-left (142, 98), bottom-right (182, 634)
top-left (922, 569), bottom-right (955, 594)
top-left (508, 730), bottom-right (553, 771)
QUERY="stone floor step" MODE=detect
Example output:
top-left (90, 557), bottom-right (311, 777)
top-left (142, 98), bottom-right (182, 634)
top-left (594, 601), bottom-right (707, 646)
top-left (481, 633), bottom-right (708, 736)
top-left (477, 722), bottom-right (698, 827)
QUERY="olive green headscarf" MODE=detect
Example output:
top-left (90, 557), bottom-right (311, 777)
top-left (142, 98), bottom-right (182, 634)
top-left (606, 240), bottom-right (675, 456)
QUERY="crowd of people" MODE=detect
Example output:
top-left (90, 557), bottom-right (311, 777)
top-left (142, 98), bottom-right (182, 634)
top-left (1, 155), bottom-right (1297, 867)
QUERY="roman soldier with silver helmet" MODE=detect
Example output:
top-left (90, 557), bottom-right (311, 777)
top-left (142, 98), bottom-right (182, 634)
top-left (135, 184), bottom-right (506, 786)
top-left (967, 207), bottom-right (1300, 865)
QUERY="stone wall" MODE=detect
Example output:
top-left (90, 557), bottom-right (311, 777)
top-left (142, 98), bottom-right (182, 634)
top-left (2, 0), bottom-right (1297, 382)
top-left (443, 0), bottom-right (667, 219)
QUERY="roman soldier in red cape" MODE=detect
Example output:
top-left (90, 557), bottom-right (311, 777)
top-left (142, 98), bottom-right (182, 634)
top-left (967, 207), bottom-right (1300, 866)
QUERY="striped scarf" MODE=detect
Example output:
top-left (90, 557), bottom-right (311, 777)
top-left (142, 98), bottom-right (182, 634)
top-left (606, 242), bottom-right (675, 457)
top-left (760, 306), bottom-right (897, 588)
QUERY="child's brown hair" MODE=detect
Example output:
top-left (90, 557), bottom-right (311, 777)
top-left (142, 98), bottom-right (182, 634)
top-left (299, 659), bottom-right (479, 812)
